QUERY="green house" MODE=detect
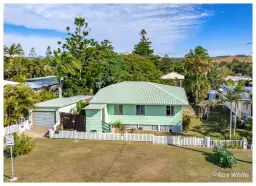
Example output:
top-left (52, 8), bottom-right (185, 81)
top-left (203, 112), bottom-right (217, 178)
top-left (84, 81), bottom-right (189, 133)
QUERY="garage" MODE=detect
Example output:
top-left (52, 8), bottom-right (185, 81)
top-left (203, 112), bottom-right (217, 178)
top-left (33, 111), bottom-right (55, 127)
top-left (30, 95), bottom-right (93, 128)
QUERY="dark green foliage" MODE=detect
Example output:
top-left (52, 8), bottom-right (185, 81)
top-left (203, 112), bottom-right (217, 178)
top-left (226, 58), bottom-right (252, 76)
top-left (38, 88), bottom-right (57, 102)
top-left (123, 53), bottom-right (161, 82)
top-left (76, 100), bottom-right (88, 115)
top-left (182, 114), bottom-right (191, 132)
top-left (212, 146), bottom-right (237, 168)
top-left (4, 133), bottom-right (35, 158)
top-left (133, 29), bottom-right (154, 57)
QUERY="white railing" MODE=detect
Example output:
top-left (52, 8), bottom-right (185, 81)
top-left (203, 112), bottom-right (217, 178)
top-left (4, 120), bottom-right (31, 135)
top-left (48, 130), bottom-right (248, 149)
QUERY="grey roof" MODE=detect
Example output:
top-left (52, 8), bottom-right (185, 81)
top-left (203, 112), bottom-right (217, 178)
top-left (90, 81), bottom-right (188, 105)
top-left (35, 95), bottom-right (93, 108)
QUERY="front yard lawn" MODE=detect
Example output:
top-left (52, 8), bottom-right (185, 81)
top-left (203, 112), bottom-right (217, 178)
top-left (4, 139), bottom-right (252, 182)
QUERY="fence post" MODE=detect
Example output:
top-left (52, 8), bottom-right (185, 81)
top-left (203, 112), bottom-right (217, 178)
top-left (49, 129), bottom-right (54, 138)
top-left (242, 137), bottom-right (247, 149)
top-left (205, 137), bottom-right (211, 147)
top-left (152, 134), bottom-right (154, 144)
top-left (125, 132), bottom-right (127, 142)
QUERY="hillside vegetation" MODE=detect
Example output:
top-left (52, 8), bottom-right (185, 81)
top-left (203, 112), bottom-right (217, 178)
top-left (212, 55), bottom-right (252, 63)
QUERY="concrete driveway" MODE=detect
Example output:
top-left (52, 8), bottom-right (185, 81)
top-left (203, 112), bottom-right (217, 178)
top-left (24, 127), bottom-right (49, 138)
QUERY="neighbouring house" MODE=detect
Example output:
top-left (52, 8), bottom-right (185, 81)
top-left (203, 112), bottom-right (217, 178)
top-left (25, 76), bottom-right (58, 92)
top-left (84, 81), bottom-right (189, 133)
top-left (220, 85), bottom-right (252, 119)
top-left (29, 95), bottom-right (93, 128)
top-left (161, 72), bottom-right (185, 87)
top-left (224, 76), bottom-right (252, 84)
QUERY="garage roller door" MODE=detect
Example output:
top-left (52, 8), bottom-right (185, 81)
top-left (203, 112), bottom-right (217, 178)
top-left (33, 111), bottom-right (55, 127)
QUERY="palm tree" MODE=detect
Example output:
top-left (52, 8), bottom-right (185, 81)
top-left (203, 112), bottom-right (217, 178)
top-left (219, 85), bottom-right (243, 139)
top-left (184, 46), bottom-right (213, 104)
top-left (53, 51), bottom-right (81, 98)
top-left (4, 43), bottom-right (24, 59)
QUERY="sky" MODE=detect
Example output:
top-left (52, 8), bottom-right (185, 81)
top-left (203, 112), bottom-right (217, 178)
top-left (4, 4), bottom-right (252, 57)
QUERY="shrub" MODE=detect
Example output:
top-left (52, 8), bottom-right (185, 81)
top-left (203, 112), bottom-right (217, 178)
top-left (138, 127), bottom-right (143, 130)
top-left (113, 120), bottom-right (123, 128)
top-left (130, 128), bottom-right (136, 133)
top-left (4, 133), bottom-right (35, 158)
top-left (182, 114), bottom-right (191, 132)
top-left (222, 133), bottom-right (242, 140)
top-left (212, 146), bottom-right (237, 168)
top-left (120, 124), bottom-right (126, 134)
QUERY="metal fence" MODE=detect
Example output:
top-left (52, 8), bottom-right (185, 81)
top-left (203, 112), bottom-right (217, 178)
top-left (49, 130), bottom-right (247, 149)
top-left (4, 120), bottom-right (31, 135)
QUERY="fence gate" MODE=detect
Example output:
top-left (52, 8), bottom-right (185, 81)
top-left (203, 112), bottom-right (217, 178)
top-left (60, 112), bottom-right (85, 131)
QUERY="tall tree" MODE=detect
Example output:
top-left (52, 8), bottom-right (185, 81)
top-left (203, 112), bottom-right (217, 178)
top-left (4, 43), bottom-right (24, 58)
top-left (133, 29), bottom-right (154, 57)
top-left (184, 46), bottom-right (213, 104)
top-left (219, 83), bottom-right (244, 139)
top-left (45, 46), bottom-right (52, 58)
top-left (29, 47), bottom-right (37, 58)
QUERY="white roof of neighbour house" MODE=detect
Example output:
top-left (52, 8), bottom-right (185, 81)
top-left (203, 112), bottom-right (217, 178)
top-left (35, 95), bottom-right (93, 108)
top-left (3, 80), bottom-right (20, 86)
top-left (90, 81), bottom-right (189, 106)
top-left (224, 76), bottom-right (252, 82)
top-left (161, 72), bottom-right (184, 80)
top-left (84, 104), bottom-right (107, 110)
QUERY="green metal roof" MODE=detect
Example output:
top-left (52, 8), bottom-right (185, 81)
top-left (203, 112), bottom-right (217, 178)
top-left (84, 104), bottom-right (107, 110)
top-left (90, 81), bottom-right (188, 105)
top-left (35, 95), bottom-right (93, 108)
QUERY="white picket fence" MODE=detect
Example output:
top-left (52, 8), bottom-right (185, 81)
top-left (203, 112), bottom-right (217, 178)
top-left (50, 130), bottom-right (154, 142)
top-left (154, 136), bottom-right (205, 146)
top-left (49, 130), bottom-right (248, 148)
top-left (4, 120), bottom-right (31, 135)
top-left (210, 139), bottom-right (244, 148)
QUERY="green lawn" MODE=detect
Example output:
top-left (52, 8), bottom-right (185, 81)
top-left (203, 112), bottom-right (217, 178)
top-left (4, 139), bottom-right (252, 182)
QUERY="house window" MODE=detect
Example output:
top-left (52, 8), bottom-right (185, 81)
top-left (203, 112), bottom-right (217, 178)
top-left (166, 106), bottom-right (174, 116)
top-left (136, 105), bottom-right (145, 115)
top-left (114, 105), bottom-right (123, 115)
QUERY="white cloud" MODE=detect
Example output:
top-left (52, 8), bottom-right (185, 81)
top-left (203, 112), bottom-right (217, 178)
top-left (4, 34), bottom-right (63, 56)
top-left (4, 4), bottom-right (212, 55)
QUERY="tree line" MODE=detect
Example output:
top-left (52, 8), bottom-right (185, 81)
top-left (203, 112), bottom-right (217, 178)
top-left (3, 17), bottom-right (252, 125)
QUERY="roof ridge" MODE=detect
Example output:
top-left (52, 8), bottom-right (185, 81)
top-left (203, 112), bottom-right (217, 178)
top-left (147, 82), bottom-right (186, 105)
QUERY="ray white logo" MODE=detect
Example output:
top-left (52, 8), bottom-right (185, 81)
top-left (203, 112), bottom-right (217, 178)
top-left (212, 172), bottom-right (249, 178)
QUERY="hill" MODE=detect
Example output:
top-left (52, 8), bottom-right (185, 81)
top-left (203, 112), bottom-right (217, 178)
top-left (169, 55), bottom-right (252, 63)
top-left (212, 55), bottom-right (252, 63)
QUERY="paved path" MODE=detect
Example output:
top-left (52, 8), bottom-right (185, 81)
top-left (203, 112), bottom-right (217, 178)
top-left (24, 127), bottom-right (49, 138)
